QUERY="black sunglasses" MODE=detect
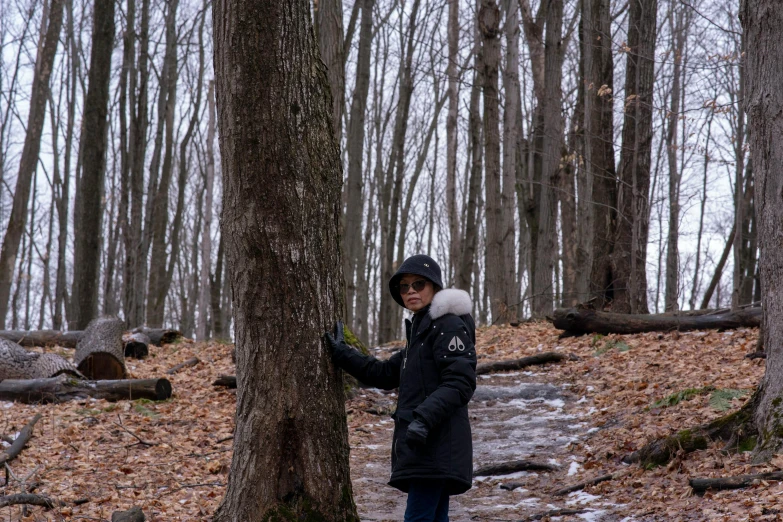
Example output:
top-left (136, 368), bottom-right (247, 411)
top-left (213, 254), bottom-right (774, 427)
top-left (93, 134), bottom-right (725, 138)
top-left (398, 280), bottom-right (428, 294)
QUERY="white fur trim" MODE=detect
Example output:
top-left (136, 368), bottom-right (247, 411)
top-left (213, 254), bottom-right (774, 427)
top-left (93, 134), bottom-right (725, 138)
top-left (429, 288), bottom-right (473, 320)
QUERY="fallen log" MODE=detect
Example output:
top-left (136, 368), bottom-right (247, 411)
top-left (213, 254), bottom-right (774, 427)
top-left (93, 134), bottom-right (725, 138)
top-left (526, 508), bottom-right (588, 521)
top-left (473, 460), bottom-right (558, 477)
top-left (552, 471), bottom-right (628, 496)
top-left (166, 357), bottom-right (200, 375)
top-left (74, 317), bottom-right (127, 380)
top-left (689, 471), bottom-right (783, 493)
top-left (0, 330), bottom-right (82, 348)
top-left (112, 506), bottom-right (146, 522)
top-left (551, 306), bottom-right (762, 336)
top-left (123, 332), bottom-right (150, 359)
top-left (0, 339), bottom-right (82, 380)
top-left (131, 327), bottom-right (182, 346)
top-left (0, 493), bottom-right (61, 509)
top-left (476, 352), bottom-right (576, 375)
top-left (0, 375), bottom-right (172, 403)
top-left (212, 375), bottom-right (236, 388)
top-left (0, 413), bottom-right (42, 465)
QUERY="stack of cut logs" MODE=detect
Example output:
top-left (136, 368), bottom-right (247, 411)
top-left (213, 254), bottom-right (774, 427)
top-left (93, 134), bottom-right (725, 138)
top-left (0, 317), bottom-right (180, 403)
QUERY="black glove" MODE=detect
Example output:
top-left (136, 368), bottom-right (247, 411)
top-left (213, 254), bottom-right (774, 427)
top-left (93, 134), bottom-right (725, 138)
top-left (406, 419), bottom-right (430, 446)
top-left (324, 321), bottom-right (350, 361)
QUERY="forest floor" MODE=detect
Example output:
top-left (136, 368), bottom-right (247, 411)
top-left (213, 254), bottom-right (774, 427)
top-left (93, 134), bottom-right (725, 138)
top-left (0, 321), bottom-right (775, 521)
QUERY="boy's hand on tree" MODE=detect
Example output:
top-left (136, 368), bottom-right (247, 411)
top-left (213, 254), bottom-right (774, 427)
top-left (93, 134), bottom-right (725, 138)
top-left (406, 419), bottom-right (429, 446)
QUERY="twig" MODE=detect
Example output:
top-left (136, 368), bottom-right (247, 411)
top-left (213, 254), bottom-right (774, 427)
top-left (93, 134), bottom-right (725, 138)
top-left (165, 356), bottom-right (200, 375)
top-left (690, 471), bottom-right (783, 493)
top-left (0, 493), bottom-right (63, 508)
top-left (0, 414), bottom-right (42, 466)
top-left (474, 460), bottom-right (558, 477)
top-left (525, 508), bottom-right (588, 521)
top-left (216, 435), bottom-right (233, 444)
top-left (113, 415), bottom-right (157, 447)
top-left (552, 471), bottom-right (627, 496)
top-left (476, 352), bottom-right (577, 375)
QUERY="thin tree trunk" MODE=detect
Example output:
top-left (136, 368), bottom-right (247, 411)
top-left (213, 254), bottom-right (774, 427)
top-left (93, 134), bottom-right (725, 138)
top-left (343, 0), bottom-right (374, 333)
top-left (612, 0), bottom-right (657, 314)
top-left (210, 234), bottom-right (225, 338)
top-left (502, 0), bottom-right (520, 316)
top-left (0, 0), bottom-right (64, 328)
top-left (531, 0), bottom-right (564, 317)
top-left (197, 81), bottom-right (216, 341)
top-left (480, 0), bottom-right (504, 322)
top-left (377, 0), bottom-right (421, 344)
top-left (446, 0), bottom-right (460, 284)
top-left (458, 5), bottom-right (484, 293)
top-left (689, 111), bottom-right (714, 310)
top-left (71, 0), bottom-right (115, 329)
top-left (664, 3), bottom-right (684, 312)
top-left (584, 0), bottom-right (616, 307)
top-left (211, 0), bottom-right (357, 517)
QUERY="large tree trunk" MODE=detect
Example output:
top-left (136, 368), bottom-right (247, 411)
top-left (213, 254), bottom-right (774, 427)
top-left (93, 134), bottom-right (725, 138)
top-left (0, 339), bottom-right (81, 380)
top-left (480, 0), bottom-right (504, 323)
top-left (212, 0), bottom-right (357, 518)
top-left (0, 0), bottom-right (63, 328)
top-left (71, 0), bottom-right (115, 329)
top-left (583, 0), bottom-right (617, 307)
top-left (612, 0), bottom-right (657, 314)
top-left (531, 0), bottom-right (564, 317)
top-left (343, 0), bottom-right (374, 333)
top-left (741, 0), bottom-right (783, 462)
top-left (73, 317), bottom-right (127, 380)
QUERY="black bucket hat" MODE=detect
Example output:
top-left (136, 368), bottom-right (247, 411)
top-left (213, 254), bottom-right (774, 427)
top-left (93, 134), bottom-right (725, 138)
top-left (389, 254), bottom-right (444, 308)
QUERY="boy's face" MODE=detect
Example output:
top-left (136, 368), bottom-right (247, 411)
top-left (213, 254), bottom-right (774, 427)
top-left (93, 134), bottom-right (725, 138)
top-left (398, 273), bottom-right (435, 312)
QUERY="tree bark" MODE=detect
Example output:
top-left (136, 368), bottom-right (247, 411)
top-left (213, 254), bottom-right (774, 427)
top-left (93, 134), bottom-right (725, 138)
top-left (316, 0), bottom-right (345, 140)
top-left (612, 0), bottom-right (657, 314)
top-left (0, 339), bottom-right (81, 380)
top-left (71, 0), bottom-right (115, 329)
top-left (741, 0), bottom-right (783, 462)
top-left (212, 0), bottom-right (357, 518)
top-left (551, 306), bottom-right (762, 336)
top-left (0, 0), bottom-right (63, 328)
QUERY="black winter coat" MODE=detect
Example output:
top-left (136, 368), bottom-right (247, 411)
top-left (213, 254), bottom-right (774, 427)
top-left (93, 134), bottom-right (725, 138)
top-left (333, 289), bottom-right (477, 495)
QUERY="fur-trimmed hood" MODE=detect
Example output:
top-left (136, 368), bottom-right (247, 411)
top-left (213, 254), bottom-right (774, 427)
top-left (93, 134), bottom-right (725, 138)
top-left (429, 288), bottom-right (473, 320)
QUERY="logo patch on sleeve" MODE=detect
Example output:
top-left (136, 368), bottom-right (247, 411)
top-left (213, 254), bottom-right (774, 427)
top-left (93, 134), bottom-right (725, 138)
top-left (448, 335), bottom-right (465, 351)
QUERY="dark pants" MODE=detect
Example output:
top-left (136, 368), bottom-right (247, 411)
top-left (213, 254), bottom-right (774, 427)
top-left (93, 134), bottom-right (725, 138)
top-left (403, 480), bottom-right (450, 522)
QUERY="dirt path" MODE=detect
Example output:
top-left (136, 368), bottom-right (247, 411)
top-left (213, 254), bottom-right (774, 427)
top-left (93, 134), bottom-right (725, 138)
top-left (349, 370), bottom-right (614, 521)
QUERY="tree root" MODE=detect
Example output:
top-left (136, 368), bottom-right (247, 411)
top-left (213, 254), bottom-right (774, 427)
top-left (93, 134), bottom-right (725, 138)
top-left (473, 460), bottom-right (558, 477)
top-left (624, 390), bottom-right (759, 467)
top-left (689, 471), bottom-right (783, 493)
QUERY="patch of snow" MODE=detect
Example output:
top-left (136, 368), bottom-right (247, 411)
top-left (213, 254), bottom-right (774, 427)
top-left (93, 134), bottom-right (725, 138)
top-left (568, 423), bottom-right (586, 430)
top-left (544, 398), bottom-right (565, 409)
top-left (586, 386), bottom-right (595, 392)
top-left (565, 491), bottom-right (602, 505)
top-left (587, 427), bottom-right (600, 434)
top-left (1, 402), bottom-right (14, 409)
top-left (577, 396), bottom-right (588, 404)
top-left (576, 509), bottom-right (607, 521)
top-left (514, 497), bottom-right (540, 507)
top-left (567, 461), bottom-right (581, 476)
top-left (364, 445), bottom-right (380, 450)
top-left (480, 375), bottom-right (492, 380)
top-left (586, 407), bottom-right (598, 415)
top-left (548, 458), bottom-right (561, 467)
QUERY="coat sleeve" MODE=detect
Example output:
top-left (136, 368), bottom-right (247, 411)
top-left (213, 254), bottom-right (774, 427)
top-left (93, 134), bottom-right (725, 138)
top-left (332, 346), bottom-right (403, 390)
top-left (413, 316), bottom-right (477, 428)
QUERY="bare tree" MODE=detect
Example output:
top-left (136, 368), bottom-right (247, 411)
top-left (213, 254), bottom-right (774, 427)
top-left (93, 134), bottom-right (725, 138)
top-left (317, 0), bottom-right (345, 139)
top-left (197, 81), bottom-right (216, 341)
top-left (446, 0), bottom-right (460, 284)
top-left (71, 0), bottom-right (115, 329)
top-left (0, 0), bottom-right (64, 328)
top-left (212, 0), bottom-right (357, 517)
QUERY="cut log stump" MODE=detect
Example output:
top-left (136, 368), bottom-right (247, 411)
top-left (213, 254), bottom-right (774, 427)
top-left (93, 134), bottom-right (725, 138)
top-left (131, 327), bottom-right (182, 346)
top-left (551, 306), bottom-right (762, 336)
top-left (0, 339), bottom-right (82, 380)
top-left (123, 332), bottom-right (150, 359)
top-left (74, 317), bottom-right (127, 380)
top-left (0, 375), bottom-right (172, 403)
top-left (0, 330), bottom-right (82, 348)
